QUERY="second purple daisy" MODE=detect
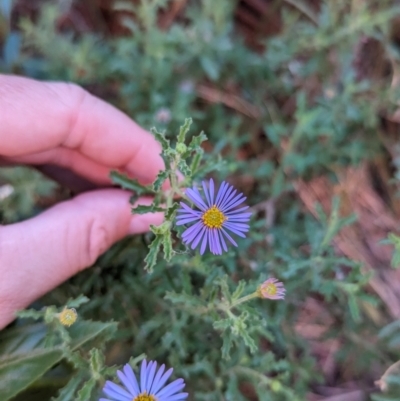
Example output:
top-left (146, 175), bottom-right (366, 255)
top-left (176, 179), bottom-right (251, 255)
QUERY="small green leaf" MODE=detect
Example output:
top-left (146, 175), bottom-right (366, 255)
top-left (66, 295), bottom-right (89, 309)
top-left (89, 348), bottom-right (104, 376)
top-left (177, 159), bottom-right (192, 176)
top-left (16, 309), bottom-right (44, 321)
top-left (217, 276), bottom-right (231, 302)
top-left (132, 204), bottom-right (164, 215)
top-left (213, 318), bottom-right (231, 331)
top-left (52, 374), bottom-right (84, 401)
top-left (153, 170), bottom-right (169, 191)
top-left (69, 321), bottom-right (118, 348)
top-left (320, 197), bottom-right (357, 250)
top-left (271, 168), bottom-right (285, 198)
top-left (348, 295), bottom-right (361, 322)
top-left (190, 153), bottom-right (202, 174)
top-left (241, 328), bottom-right (258, 354)
top-left (144, 235), bottom-right (163, 272)
top-left (200, 56), bottom-right (220, 80)
top-left (165, 203), bottom-right (179, 220)
top-left (177, 118), bottom-right (192, 143)
top-left (163, 231), bottom-right (174, 262)
top-left (220, 331), bottom-right (233, 360)
top-left (152, 128), bottom-right (170, 151)
top-left (77, 377), bottom-right (96, 401)
top-left (110, 171), bottom-right (152, 194)
top-left (193, 156), bottom-right (226, 179)
top-left (231, 280), bottom-right (246, 301)
top-left (151, 221), bottom-right (171, 235)
top-left (188, 131), bottom-right (207, 152)
top-left (165, 291), bottom-right (205, 308)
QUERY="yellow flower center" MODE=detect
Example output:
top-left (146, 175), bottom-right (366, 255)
top-left (263, 283), bottom-right (277, 296)
top-left (202, 205), bottom-right (227, 229)
top-left (133, 393), bottom-right (156, 401)
top-left (58, 308), bottom-right (77, 327)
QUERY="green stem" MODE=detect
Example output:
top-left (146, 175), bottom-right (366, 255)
top-left (166, 156), bottom-right (181, 208)
top-left (217, 292), bottom-right (259, 313)
top-left (166, 155), bottom-right (189, 208)
top-left (230, 293), bottom-right (259, 309)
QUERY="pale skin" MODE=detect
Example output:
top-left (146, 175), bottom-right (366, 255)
top-left (0, 75), bottom-right (166, 329)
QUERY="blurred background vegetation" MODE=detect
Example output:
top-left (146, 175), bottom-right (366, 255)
top-left (3, 0), bottom-right (400, 400)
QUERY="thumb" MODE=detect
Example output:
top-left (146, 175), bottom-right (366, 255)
top-left (0, 189), bottom-right (163, 328)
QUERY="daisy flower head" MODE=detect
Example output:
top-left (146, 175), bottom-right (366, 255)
top-left (58, 308), bottom-right (77, 327)
top-left (258, 278), bottom-right (286, 300)
top-left (101, 359), bottom-right (188, 401)
top-left (176, 179), bottom-right (251, 255)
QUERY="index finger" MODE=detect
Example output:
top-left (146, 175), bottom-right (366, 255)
top-left (0, 74), bottom-right (164, 185)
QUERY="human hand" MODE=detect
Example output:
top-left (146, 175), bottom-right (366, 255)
top-left (0, 75), bottom-right (165, 329)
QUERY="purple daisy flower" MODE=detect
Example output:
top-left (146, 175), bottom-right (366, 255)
top-left (176, 179), bottom-right (251, 255)
top-left (101, 359), bottom-right (188, 401)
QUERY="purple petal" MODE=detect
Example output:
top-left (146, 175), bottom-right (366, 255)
top-left (176, 210), bottom-right (202, 217)
top-left (178, 202), bottom-right (201, 214)
top-left (218, 186), bottom-right (237, 209)
top-left (226, 206), bottom-right (249, 214)
top-left (140, 360), bottom-right (147, 392)
top-left (224, 223), bottom-right (247, 238)
top-left (216, 230), bottom-right (223, 254)
top-left (225, 222), bottom-right (249, 231)
top-left (182, 220), bottom-right (203, 238)
top-left (176, 214), bottom-right (202, 221)
top-left (191, 226), bottom-right (207, 250)
top-left (151, 367), bottom-right (173, 395)
top-left (175, 216), bottom-right (200, 226)
top-left (209, 179), bottom-right (215, 204)
top-left (202, 181), bottom-right (212, 207)
top-left (215, 181), bottom-right (227, 205)
top-left (155, 379), bottom-right (185, 398)
top-left (228, 217), bottom-right (250, 222)
top-left (200, 230), bottom-right (209, 255)
top-left (208, 230), bottom-right (218, 255)
top-left (221, 193), bottom-right (246, 212)
top-left (182, 221), bottom-right (203, 242)
top-left (146, 361), bottom-right (157, 394)
top-left (183, 227), bottom-right (202, 244)
top-left (221, 228), bottom-right (238, 246)
top-left (218, 230), bottom-right (228, 252)
top-left (217, 185), bottom-right (235, 208)
top-left (149, 364), bottom-right (165, 394)
top-left (209, 230), bottom-right (216, 255)
top-left (122, 364), bottom-right (140, 396)
top-left (160, 394), bottom-right (189, 401)
top-left (176, 213), bottom-right (200, 220)
top-left (226, 211), bottom-right (252, 218)
top-left (185, 188), bottom-right (207, 211)
top-left (227, 217), bottom-right (251, 223)
top-left (212, 230), bottom-right (222, 255)
top-left (117, 370), bottom-right (136, 396)
top-left (193, 187), bottom-right (209, 209)
top-left (103, 382), bottom-right (132, 400)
